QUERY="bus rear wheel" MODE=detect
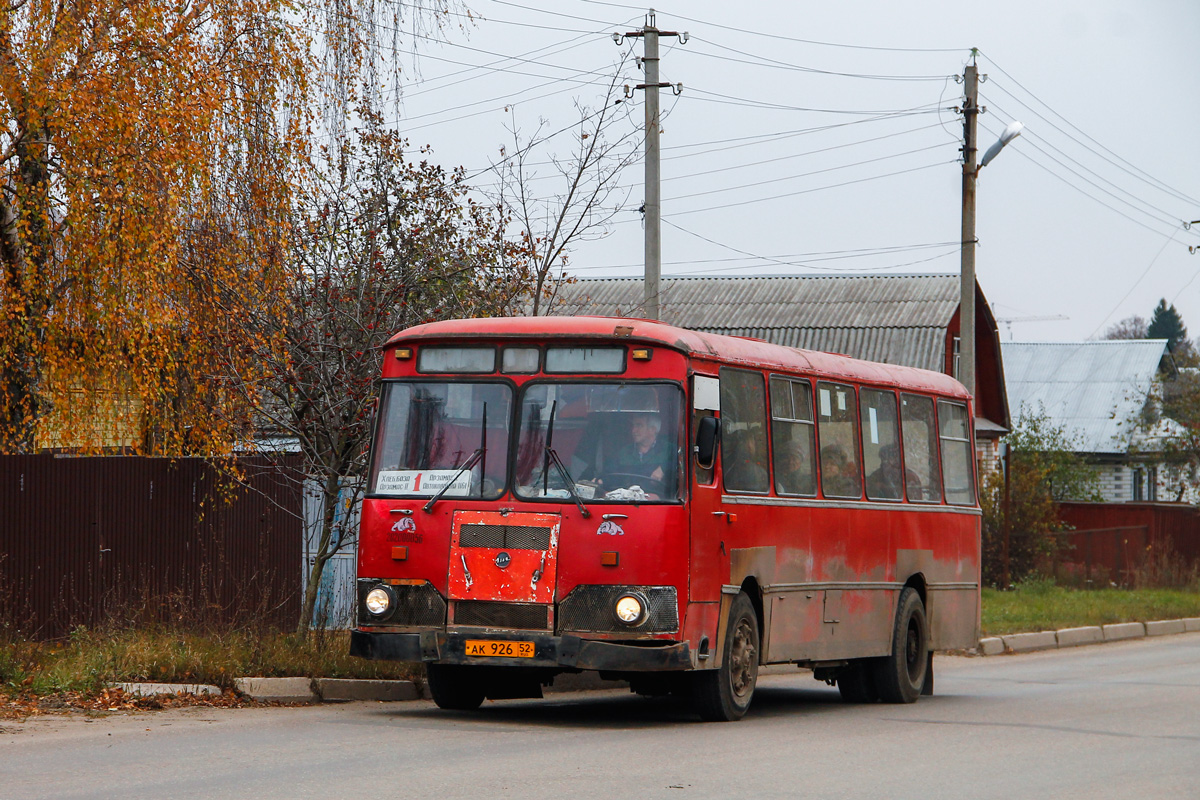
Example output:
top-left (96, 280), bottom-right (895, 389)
top-left (426, 664), bottom-right (486, 711)
top-left (693, 592), bottom-right (759, 722)
top-left (874, 587), bottom-right (929, 704)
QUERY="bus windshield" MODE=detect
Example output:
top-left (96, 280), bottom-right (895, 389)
top-left (370, 381), bottom-right (512, 499)
top-left (515, 382), bottom-right (683, 502)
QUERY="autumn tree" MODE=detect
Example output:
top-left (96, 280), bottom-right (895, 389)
top-left (981, 406), bottom-right (1101, 586)
top-left (490, 64), bottom-right (639, 315)
top-left (0, 0), bottom-right (309, 454)
top-left (205, 124), bottom-right (533, 632)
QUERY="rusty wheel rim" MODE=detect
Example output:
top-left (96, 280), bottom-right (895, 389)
top-left (729, 617), bottom-right (758, 700)
top-left (905, 616), bottom-right (924, 684)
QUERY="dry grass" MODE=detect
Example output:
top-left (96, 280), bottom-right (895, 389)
top-left (0, 625), bottom-right (420, 700)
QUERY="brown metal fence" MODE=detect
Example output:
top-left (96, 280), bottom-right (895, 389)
top-left (0, 455), bottom-right (304, 639)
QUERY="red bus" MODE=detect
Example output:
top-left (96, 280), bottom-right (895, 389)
top-left (351, 316), bottom-right (980, 720)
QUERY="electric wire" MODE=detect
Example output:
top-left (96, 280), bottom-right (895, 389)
top-left (567, 240), bottom-right (963, 271)
top-left (979, 52), bottom-right (1200, 208)
top-left (978, 119), bottom-right (1190, 243)
top-left (982, 94), bottom-right (1198, 229)
top-left (574, 0), bottom-right (967, 53)
top-left (665, 143), bottom-right (951, 202)
top-left (683, 36), bottom-right (952, 82)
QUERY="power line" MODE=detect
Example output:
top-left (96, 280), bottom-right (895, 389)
top-left (979, 119), bottom-right (1192, 242)
top-left (661, 160), bottom-right (953, 218)
top-left (661, 122), bottom-right (943, 182)
top-left (665, 143), bottom-right (951, 202)
top-left (684, 87), bottom-right (946, 116)
top-left (574, 0), bottom-right (966, 52)
top-left (1087, 228), bottom-right (1182, 339)
top-left (683, 36), bottom-right (952, 82)
top-left (979, 52), bottom-right (1200, 208)
top-left (568, 240), bottom-right (963, 271)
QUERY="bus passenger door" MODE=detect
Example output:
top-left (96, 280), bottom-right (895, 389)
top-left (688, 374), bottom-right (728, 607)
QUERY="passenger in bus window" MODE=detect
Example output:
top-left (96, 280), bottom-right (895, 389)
top-left (725, 429), bottom-right (768, 492)
top-left (600, 411), bottom-right (674, 496)
top-left (821, 444), bottom-right (860, 498)
top-left (775, 436), bottom-right (815, 495)
top-left (866, 443), bottom-right (905, 500)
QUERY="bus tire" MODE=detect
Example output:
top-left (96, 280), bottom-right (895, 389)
top-left (693, 592), bottom-right (759, 721)
top-left (426, 664), bottom-right (486, 711)
top-left (874, 587), bottom-right (929, 704)
top-left (837, 660), bottom-right (879, 703)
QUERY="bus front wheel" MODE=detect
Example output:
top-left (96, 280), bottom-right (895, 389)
top-left (426, 664), bottom-right (485, 711)
top-left (874, 587), bottom-right (929, 704)
top-left (693, 592), bottom-right (759, 722)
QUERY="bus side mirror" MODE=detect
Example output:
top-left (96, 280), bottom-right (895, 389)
top-left (695, 416), bottom-right (720, 469)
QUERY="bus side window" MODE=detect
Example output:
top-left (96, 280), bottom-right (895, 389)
top-left (770, 377), bottom-right (816, 496)
top-left (719, 368), bottom-right (769, 494)
top-left (817, 382), bottom-right (862, 499)
top-left (860, 389), bottom-right (902, 501)
top-left (939, 400), bottom-right (976, 505)
top-left (900, 394), bottom-right (943, 502)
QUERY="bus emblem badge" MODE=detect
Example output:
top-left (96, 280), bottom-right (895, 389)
top-left (494, 552), bottom-right (511, 569)
top-left (597, 520), bottom-right (625, 536)
top-left (392, 518), bottom-right (416, 534)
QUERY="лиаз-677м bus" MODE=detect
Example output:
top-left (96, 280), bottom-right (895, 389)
top-left (350, 316), bottom-right (980, 721)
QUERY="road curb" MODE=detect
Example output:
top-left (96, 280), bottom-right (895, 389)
top-left (234, 677), bottom-right (317, 703)
top-left (979, 615), bottom-right (1199, 656)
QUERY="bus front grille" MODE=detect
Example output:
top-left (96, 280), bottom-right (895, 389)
top-left (458, 524), bottom-right (553, 550)
top-left (556, 586), bottom-right (679, 634)
top-left (453, 600), bottom-right (550, 630)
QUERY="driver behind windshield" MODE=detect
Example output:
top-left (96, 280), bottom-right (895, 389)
top-left (617, 413), bottom-right (669, 482)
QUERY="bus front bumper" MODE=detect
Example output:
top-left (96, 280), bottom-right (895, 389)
top-left (350, 629), bottom-right (693, 672)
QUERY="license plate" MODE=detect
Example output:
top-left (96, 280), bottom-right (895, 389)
top-left (465, 639), bottom-right (535, 658)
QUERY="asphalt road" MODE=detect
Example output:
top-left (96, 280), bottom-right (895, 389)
top-left (3, 633), bottom-right (1199, 800)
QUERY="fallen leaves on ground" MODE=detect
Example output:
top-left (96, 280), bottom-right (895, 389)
top-left (1, 687), bottom-right (266, 721)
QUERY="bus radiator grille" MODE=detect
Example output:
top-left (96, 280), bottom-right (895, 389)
top-left (557, 586), bottom-right (679, 634)
top-left (453, 600), bottom-right (551, 630)
top-left (458, 524), bottom-right (552, 550)
top-left (357, 579), bottom-right (446, 627)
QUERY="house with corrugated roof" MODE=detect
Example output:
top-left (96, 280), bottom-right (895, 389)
top-left (1001, 339), bottom-right (1184, 501)
top-left (551, 273), bottom-right (1010, 460)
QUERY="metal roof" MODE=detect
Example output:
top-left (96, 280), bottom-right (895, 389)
top-left (554, 274), bottom-right (962, 371)
top-left (1001, 340), bottom-right (1168, 454)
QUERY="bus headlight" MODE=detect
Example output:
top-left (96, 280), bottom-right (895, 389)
top-left (614, 593), bottom-right (646, 626)
top-left (365, 587), bottom-right (393, 616)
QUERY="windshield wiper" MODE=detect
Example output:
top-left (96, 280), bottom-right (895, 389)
top-left (542, 399), bottom-right (590, 518)
top-left (423, 403), bottom-right (487, 514)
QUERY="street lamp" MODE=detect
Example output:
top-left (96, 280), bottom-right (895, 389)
top-left (960, 60), bottom-right (1022, 400)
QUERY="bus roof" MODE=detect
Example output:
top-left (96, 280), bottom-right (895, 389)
top-left (390, 316), bottom-right (969, 399)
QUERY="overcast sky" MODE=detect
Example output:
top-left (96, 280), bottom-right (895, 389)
top-left (390, 0), bottom-right (1200, 342)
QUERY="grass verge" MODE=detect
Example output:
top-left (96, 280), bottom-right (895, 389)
top-left (0, 626), bottom-right (420, 710)
top-left (982, 582), bottom-right (1200, 636)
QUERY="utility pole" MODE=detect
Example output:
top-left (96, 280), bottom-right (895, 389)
top-left (618, 10), bottom-right (684, 320)
top-left (960, 59), bottom-right (979, 398)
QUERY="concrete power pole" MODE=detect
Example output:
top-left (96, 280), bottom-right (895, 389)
top-left (621, 10), bottom-right (683, 320)
top-left (959, 61), bottom-right (979, 397)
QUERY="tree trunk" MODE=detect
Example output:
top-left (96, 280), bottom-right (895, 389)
top-left (297, 470), bottom-right (344, 635)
